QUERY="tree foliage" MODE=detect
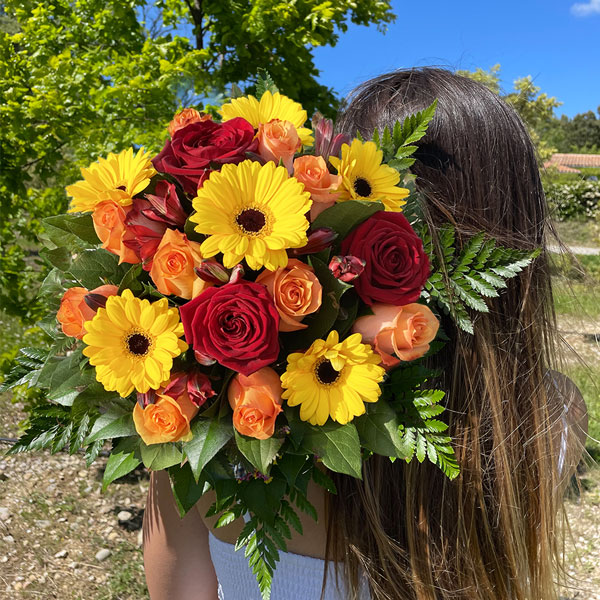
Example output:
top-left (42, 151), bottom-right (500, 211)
top-left (456, 64), bottom-right (562, 161)
top-left (0, 0), bottom-right (395, 321)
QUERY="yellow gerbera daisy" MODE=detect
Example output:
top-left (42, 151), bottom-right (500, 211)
top-left (82, 289), bottom-right (188, 397)
top-left (190, 160), bottom-right (311, 271)
top-left (219, 91), bottom-right (313, 146)
top-left (329, 139), bottom-right (410, 212)
top-left (66, 148), bottom-right (156, 213)
top-left (281, 331), bottom-right (385, 426)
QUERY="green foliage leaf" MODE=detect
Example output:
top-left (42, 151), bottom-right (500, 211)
top-left (302, 421), bottom-right (362, 478)
top-left (354, 399), bottom-right (407, 458)
top-left (102, 437), bottom-right (142, 491)
top-left (235, 433), bottom-right (284, 475)
top-left (255, 69), bottom-right (279, 99)
top-left (311, 199), bottom-right (384, 241)
top-left (169, 463), bottom-right (209, 518)
top-left (240, 478), bottom-right (286, 527)
top-left (183, 418), bottom-right (234, 481)
top-left (423, 222), bottom-right (540, 333)
top-left (40, 214), bottom-right (99, 251)
top-left (140, 441), bottom-right (183, 470)
top-left (68, 249), bottom-right (128, 289)
top-left (86, 406), bottom-right (136, 443)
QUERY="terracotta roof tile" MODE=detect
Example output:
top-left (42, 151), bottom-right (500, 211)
top-left (546, 153), bottom-right (600, 168)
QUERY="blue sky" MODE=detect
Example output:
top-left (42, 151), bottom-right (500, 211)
top-left (313, 0), bottom-right (600, 118)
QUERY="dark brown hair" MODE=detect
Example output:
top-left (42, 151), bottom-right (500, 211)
top-left (326, 68), bottom-right (564, 600)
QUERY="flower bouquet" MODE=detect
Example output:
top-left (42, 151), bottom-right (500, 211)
top-left (2, 74), bottom-right (538, 599)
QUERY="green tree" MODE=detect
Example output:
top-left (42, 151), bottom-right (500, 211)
top-left (0, 0), bottom-right (395, 321)
top-left (456, 65), bottom-right (561, 161)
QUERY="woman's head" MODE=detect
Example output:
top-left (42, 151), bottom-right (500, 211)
top-left (327, 68), bottom-right (563, 600)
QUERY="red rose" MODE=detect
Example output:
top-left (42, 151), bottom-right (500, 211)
top-left (152, 117), bottom-right (258, 195)
top-left (179, 281), bottom-right (280, 376)
top-left (341, 211), bottom-right (430, 306)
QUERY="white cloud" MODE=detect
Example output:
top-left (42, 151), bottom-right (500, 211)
top-left (571, 0), bottom-right (600, 16)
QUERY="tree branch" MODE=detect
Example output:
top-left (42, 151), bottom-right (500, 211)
top-left (184, 0), bottom-right (204, 50)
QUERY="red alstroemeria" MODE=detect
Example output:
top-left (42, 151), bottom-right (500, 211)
top-left (163, 371), bottom-right (216, 408)
top-left (329, 255), bottom-right (367, 282)
top-left (123, 199), bottom-right (169, 269)
top-left (143, 181), bottom-right (187, 229)
top-left (312, 114), bottom-right (351, 161)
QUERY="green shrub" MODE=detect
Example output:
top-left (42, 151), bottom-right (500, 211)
top-left (545, 180), bottom-right (600, 221)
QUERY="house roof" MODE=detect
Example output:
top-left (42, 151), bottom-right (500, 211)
top-left (542, 161), bottom-right (581, 174)
top-left (545, 153), bottom-right (600, 168)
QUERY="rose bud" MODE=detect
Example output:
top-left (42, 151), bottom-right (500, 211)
top-left (228, 368), bottom-right (283, 440)
top-left (292, 155), bottom-right (341, 220)
top-left (123, 198), bottom-right (169, 268)
top-left (257, 119), bottom-right (301, 174)
top-left (149, 229), bottom-right (207, 299)
top-left (162, 371), bottom-right (215, 409)
top-left (329, 255), bottom-right (366, 283)
top-left (143, 180), bottom-right (187, 228)
top-left (168, 107), bottom-right (211, 138)
top-left (57, 285), bottom-right (119, 339)
top-left (287, 227), bottom-right (338, 257)
top-left (133, 384), bottom-right (200, 445)
top-left (137, 389), bottom-right (158, 409)
top-left (92, 200), bottom-right (141, 264)
top-left (352, 303), bottom-right (440, 368)
top-left (312, 114), bottom-right (351, 161)
top-left (195, 260), bottom-right (231, 284)
top-left (256, 259), bottom-right (322, 332)
top-left (228, 263), bottom-right (245, 284)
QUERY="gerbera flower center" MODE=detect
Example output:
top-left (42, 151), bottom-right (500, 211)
top-left (126, 332), bottom-right (152, 356)
top-left (236, 208), bottom-right (267, 235)
top-left (353, 177), bottom-right (372, 198)
top-left (315, 359), bottom-right (341, 385)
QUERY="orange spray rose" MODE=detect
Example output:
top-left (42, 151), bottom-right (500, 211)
top-left (92, 200), bottom-right (140, 264)
top-left (168, 108), bottom-right (211, 138)
top-left (149, 229), bottom-right (207, 299)
top-left (57, 284), bottom-right (119, 339)
top-left (293, 155), bottom-right (341, 220)
top-left (256, 259), bottom-right (322, 332)
top-left (257, 119), bottom-right (301, 173)
top-left (228, 368), bottom-right (283, 440)
top-left (133, 386), bottom-right (200, 445)
top-left (353, 303), bottom-right (439, 368)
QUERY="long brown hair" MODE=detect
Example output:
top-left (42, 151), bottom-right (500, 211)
top-left (327, 68), bottom-right (564, 600)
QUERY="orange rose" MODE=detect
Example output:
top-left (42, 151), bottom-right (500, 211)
top-left (149, 229), bottom-right (207, 299)
top-left (92, 200), bottom-right (140, 264)
top-left (293, 155), bottom-right (341, 220)
top-left (256, 259), bottom-right (322, 332)
top-left (133, 388), bottom-right (200, 445)
top-left (168, 108), bottom-right (211, 138)
top-left (352, 303), bottom-right (439, 368)
top-left (228, 368), bottom-right (283, 440)
top-left (257, 119), bottom-right (301, 173)
top-left (56, 284), bottom-right (119, 339)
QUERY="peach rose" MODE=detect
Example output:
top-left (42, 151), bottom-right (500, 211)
top-left (257, 119), bottom-right (301, 173)
top-left (92, 200), bottom-right (140, 264)
top-left (293, 155), bottom-right (341, 220)
top-left (256, 259), bottom-right (322, 332)
top-left (149, 229), bottom-right (207, 299)
top-left (228, 368), bottom-right (283, 440)
top-left (133, 388), bottom-right (200, 445)
top-left (353, 303), bottom-right (440, 368)
top-left (168, 108), bottom-right (211, 138)
top-left (56, 284), bottom-right (119, 339)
